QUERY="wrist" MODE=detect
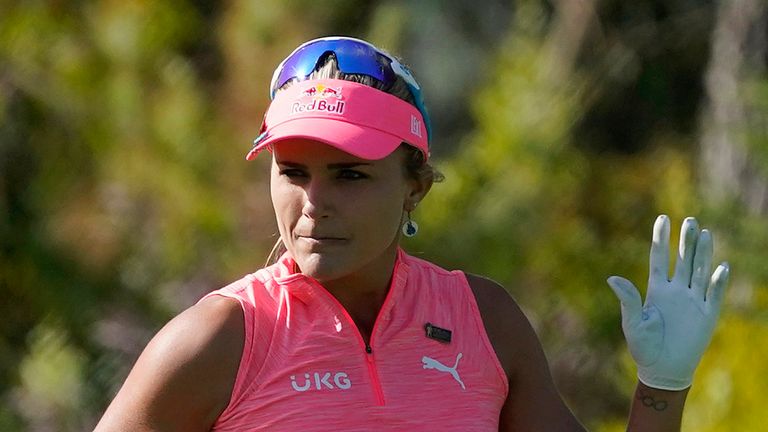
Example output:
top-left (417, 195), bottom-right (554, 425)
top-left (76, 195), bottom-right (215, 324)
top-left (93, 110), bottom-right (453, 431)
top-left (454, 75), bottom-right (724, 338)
top-left (627, 382), bottom-right (690, 432)
top-left (633, 382), bottom-right (689, 415)
top-left (636, 381), bottom-right (690, 397)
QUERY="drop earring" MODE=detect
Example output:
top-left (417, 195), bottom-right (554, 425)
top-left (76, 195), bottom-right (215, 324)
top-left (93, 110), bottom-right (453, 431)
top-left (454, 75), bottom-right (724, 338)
top-left (402, 211), bottom-right (418, 237)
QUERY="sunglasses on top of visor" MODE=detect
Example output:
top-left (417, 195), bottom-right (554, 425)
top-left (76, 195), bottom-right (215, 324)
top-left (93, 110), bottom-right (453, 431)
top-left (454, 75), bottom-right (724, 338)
top-left (269, 36), bottom-right (432, 142)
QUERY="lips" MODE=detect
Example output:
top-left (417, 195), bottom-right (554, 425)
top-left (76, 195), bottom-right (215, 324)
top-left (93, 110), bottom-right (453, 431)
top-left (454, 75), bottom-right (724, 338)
top-left (295, 231), bottom-right (348, 244)
top-left (298, 235), bottom-right (346, 241)
top-left (296, 236), bottom-right (348, 249)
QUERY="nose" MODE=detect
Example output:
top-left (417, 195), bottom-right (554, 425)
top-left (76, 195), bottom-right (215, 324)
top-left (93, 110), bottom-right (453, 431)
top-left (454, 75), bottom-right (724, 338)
top-left (301, 177), bottom-right (332, 219)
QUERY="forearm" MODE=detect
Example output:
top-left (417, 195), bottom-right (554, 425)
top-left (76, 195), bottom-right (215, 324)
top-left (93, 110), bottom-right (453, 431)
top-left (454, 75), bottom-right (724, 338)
top-left (626, 381), bottom-right (689, 432)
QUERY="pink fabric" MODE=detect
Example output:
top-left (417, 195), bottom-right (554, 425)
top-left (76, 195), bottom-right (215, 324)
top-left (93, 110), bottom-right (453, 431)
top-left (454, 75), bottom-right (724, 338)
top-left (200, 249), bottom-right (508, 431)
top-left (246, 79), bottom-right (429, 161)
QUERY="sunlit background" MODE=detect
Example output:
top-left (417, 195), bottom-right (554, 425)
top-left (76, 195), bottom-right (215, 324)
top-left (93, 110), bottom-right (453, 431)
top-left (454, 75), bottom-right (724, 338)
top-left (1, 1), bottom-right (767, 430)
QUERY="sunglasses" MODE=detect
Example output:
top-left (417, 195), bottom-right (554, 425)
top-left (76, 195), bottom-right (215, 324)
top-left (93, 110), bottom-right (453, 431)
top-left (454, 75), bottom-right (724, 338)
top-left (269, 36), bottom-right (432, 142)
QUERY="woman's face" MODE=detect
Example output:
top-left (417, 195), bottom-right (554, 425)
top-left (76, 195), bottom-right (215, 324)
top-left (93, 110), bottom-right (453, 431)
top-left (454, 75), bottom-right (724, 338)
top-left (270, 139), bottom-right (423, 283)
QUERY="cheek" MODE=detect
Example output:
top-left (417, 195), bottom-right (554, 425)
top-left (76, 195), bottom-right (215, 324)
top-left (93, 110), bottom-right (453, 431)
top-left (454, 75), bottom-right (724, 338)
top-left (350, 185), bottom-right (406, 233)
top-left (270, 182), bottom-right (300, 233)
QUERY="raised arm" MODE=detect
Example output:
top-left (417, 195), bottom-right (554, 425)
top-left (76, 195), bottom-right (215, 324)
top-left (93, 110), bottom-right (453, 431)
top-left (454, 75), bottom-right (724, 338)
top-left (607, 215), bottom-right (729, 431)
top-left (469, 215), bottom-right (729, 431)
top-left (94, 296), bottom-right (244, 432)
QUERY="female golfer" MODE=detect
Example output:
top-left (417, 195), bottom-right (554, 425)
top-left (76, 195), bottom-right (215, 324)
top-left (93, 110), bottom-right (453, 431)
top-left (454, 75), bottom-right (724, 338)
top-left (95, 36), bottom-right (730, 431)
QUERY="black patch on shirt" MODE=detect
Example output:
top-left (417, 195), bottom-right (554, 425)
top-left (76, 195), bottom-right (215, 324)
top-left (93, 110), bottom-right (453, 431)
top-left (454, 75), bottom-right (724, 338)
top-left (425, 322), bottom-right (452, 343)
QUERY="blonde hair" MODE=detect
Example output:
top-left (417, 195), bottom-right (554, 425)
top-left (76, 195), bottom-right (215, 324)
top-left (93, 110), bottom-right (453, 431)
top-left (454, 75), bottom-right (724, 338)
top-left (266, 52), bottom-right (443, 265)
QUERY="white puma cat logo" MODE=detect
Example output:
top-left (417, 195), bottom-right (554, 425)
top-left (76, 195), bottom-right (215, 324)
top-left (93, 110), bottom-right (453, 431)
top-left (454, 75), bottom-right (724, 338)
top-left (422, 353), bottom-right (465, 390)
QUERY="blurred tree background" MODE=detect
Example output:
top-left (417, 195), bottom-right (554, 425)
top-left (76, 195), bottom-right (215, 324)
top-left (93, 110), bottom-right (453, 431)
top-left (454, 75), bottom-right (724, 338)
top-left (0, 0), bottom-right (766, 430)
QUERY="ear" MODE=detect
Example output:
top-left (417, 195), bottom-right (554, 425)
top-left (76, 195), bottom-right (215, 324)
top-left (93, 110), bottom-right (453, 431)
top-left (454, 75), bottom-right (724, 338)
top-left (404, 171), bottom-right (434, 212)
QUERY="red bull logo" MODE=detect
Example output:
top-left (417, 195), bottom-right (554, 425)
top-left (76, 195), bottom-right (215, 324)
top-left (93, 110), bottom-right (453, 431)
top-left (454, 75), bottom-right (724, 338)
top-left (293, 84), bottom-right (346, 115)
top-left (302, 84), bottom-right (343, 99)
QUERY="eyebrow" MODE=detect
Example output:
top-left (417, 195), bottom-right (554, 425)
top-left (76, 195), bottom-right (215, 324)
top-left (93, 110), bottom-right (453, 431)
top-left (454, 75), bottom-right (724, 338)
top-left (276, 161), bottom-right (372, 169)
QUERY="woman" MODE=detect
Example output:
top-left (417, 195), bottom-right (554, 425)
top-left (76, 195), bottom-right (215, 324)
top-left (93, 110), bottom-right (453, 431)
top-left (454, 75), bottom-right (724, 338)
top-left (95, 36), bottom-right (730, 431)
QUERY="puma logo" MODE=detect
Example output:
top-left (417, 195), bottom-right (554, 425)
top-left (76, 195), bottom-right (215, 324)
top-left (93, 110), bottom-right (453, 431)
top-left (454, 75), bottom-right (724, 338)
top-left (422, 353), bottom-right (465, 390)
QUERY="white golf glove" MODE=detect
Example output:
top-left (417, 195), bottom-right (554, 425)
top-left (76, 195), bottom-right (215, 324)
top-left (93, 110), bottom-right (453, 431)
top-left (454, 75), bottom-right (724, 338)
top-left (607, 215), bottom-right (730, 391)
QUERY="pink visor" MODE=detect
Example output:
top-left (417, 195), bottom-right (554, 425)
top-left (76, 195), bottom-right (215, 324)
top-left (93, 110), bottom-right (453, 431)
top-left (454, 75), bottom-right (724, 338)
top-left (246, 79), bottom-right (429, 161)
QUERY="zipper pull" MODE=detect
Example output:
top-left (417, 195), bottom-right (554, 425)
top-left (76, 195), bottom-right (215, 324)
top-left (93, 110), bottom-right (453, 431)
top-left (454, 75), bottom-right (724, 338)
top-left (365, 344), bottom-right (372, 354)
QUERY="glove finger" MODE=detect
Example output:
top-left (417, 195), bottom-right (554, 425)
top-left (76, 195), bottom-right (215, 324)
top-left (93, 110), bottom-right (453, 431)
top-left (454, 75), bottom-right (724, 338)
top-left (649, 215), bottom-right (671, 285)
top-left (607, 276), bottom-right (643, 320)
top-left (691, 229), bottom-right (713, 300)
top-left (673, 217), bottom-right (699, 286)
top-left (706, 262), bottom-right (730, 314)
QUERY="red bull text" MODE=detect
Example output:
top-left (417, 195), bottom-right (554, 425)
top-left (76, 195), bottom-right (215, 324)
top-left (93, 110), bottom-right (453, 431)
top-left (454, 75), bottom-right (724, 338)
top-left (291, 98), bottom-right (346, 114)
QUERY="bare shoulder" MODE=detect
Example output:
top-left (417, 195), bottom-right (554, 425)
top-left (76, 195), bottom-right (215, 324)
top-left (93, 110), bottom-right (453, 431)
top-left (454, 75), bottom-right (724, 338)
top-left (465, 273), bottom-right (585, 431)
top-left (95, 295), bottom-right (244, 432)
top-left (464, 273), bottom-right (532, 378)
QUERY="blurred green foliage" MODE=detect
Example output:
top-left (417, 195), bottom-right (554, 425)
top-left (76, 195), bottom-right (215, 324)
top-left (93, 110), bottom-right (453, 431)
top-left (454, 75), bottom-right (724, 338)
top-left (0, 0), bottom-right (766, 430)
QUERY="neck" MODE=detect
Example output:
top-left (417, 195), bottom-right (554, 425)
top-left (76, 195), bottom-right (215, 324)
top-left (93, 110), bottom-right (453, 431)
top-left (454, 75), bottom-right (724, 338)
top-left (320, 243), bottom-right (400, 340)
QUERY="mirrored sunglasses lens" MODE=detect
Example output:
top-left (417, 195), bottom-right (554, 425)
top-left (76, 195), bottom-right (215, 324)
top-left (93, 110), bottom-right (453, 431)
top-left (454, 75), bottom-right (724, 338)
top-left (273, 39), bottom-right (391, 92)
top-left (274, 44), bottom-right (326, 90)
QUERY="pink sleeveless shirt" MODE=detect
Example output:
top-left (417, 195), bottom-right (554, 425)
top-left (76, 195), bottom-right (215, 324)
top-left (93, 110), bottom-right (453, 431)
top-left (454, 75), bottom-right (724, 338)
top-left (201, 249), bottom-right (508, 431)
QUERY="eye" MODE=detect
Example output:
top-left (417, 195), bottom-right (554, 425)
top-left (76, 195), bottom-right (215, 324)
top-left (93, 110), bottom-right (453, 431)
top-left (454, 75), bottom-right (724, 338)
top-left (279, 168), bottom-right (307, 178)
top-left (337, 169), bottom-right (368, 180)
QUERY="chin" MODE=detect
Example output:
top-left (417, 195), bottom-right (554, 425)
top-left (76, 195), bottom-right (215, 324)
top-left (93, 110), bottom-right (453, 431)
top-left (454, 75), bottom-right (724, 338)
top-left (294, 251), bottom-right (350, 282)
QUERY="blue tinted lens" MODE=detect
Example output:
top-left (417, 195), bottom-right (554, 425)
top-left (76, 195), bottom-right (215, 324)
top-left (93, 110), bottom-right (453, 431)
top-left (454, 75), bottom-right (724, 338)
top-left (272, 39), bottom-right (393, 94)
